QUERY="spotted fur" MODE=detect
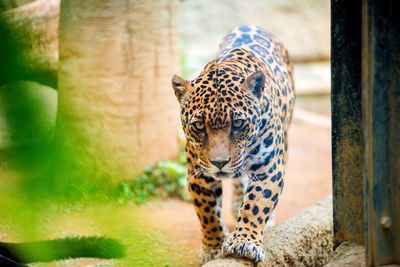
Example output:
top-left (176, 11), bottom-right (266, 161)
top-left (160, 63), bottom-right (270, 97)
top-left (171, 25), bottom-right (295, 263)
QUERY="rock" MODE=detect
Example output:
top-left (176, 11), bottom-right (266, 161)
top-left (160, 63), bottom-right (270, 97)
top-left (204, 196), bottom-right (333, 267)
top-left (323, 242), bottom-right (365, 267)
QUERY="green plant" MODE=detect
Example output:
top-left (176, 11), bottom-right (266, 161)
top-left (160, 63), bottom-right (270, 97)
top-left (117, 130), bottom-right (189, 204)
top-left (118, 157), bottom-right (190, 204)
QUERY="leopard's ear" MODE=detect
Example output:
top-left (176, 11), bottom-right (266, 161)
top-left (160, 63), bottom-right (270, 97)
top-left (171, 74), bottom-right (191, 105)
top-left (242, 71), bottom-right (266, 100)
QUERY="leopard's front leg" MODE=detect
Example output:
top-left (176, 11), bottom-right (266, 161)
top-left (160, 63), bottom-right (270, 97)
top-left (221, 153), bottom-right (285, 262)
top-left (187, 173), bottom-right (228, 264)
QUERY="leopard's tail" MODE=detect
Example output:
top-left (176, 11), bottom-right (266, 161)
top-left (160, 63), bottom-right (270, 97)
top-left (0, 236), bottom-right (125, 267)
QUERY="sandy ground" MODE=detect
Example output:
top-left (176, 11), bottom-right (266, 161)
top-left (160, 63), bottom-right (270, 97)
top-left (126, 110), bottom-right (332, 266)
top-left (142, 108), bottom-right (332, 263)
top-left (0, 76), bottom-right (332, 267)
top-left (0, 106), bottom-right (332, 267)
top-left (77, 109), bottom-right (332, 266)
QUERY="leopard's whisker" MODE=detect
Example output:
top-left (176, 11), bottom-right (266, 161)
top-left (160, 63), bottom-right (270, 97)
top-left (245, 158), bottom-right (267, 165)
top-left (242, 168), bottom-right (259, 182)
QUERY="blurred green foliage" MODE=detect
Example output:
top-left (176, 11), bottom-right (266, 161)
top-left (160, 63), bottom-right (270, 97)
top-left (0, 80), bottom-right (189, 205)
top-left (0, 66), bottom-right (190, 267)
top-left (0, 80), bottom-right (188, 205)
top-left (0, 3), bottom-right (190, 206)
top-left (0, 4), bottom-right (193, 266)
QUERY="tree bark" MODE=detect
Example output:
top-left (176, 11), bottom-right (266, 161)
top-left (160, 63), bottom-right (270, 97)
top-left (57, 0), bottom-right (180, 181)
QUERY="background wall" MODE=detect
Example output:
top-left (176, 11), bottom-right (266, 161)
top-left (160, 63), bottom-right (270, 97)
top-left (180, 0), bottom-right (330, 79)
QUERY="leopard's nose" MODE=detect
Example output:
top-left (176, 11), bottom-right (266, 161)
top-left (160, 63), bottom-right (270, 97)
top-left (210, 158), bottom-right (231, 169)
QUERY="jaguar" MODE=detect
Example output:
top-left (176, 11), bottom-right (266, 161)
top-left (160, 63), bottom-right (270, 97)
top-left (171, 25), bottom-right (295, 263)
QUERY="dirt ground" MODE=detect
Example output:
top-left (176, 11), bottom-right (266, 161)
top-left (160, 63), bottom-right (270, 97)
top-left (0, 103), bottom-right (332, 267)
top-left (0, 76), bottom-right (332, 267)
top-left (76, 106), bottom-right (333, 266)
top-left (139, 108), bottom-right (332, 265)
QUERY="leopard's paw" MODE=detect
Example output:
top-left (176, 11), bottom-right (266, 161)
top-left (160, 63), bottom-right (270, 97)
top-left (200, 246), bottom-right (222, 264)
top-left (221, 233), bottom-right (265, 262)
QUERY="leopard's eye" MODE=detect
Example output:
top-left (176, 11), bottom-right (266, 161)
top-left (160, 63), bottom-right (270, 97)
top-left (194, 121), bottom-right (205, 131)
top-left (232, 119), bottom-right (244, 129)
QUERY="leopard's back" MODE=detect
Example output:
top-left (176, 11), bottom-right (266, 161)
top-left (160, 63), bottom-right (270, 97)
top-left (217, 25), bottom-right (295, 131)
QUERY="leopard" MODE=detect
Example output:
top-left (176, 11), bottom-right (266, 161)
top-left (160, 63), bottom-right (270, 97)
top-left (171, 25), bottom-right (295, 264)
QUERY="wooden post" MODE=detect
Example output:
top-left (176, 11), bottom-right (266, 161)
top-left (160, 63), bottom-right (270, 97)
top-left (362, 0), bottom-right (400, 265)
top-left (331, 0), bottom-right (364, 246)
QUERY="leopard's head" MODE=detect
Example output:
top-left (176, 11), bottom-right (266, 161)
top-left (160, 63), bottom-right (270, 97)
top-left (172, 67), bottom-right (266, 179)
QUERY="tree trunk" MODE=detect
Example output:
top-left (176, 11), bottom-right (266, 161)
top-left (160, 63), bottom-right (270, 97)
top-left (57, 0), bottom-right (180, 181)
